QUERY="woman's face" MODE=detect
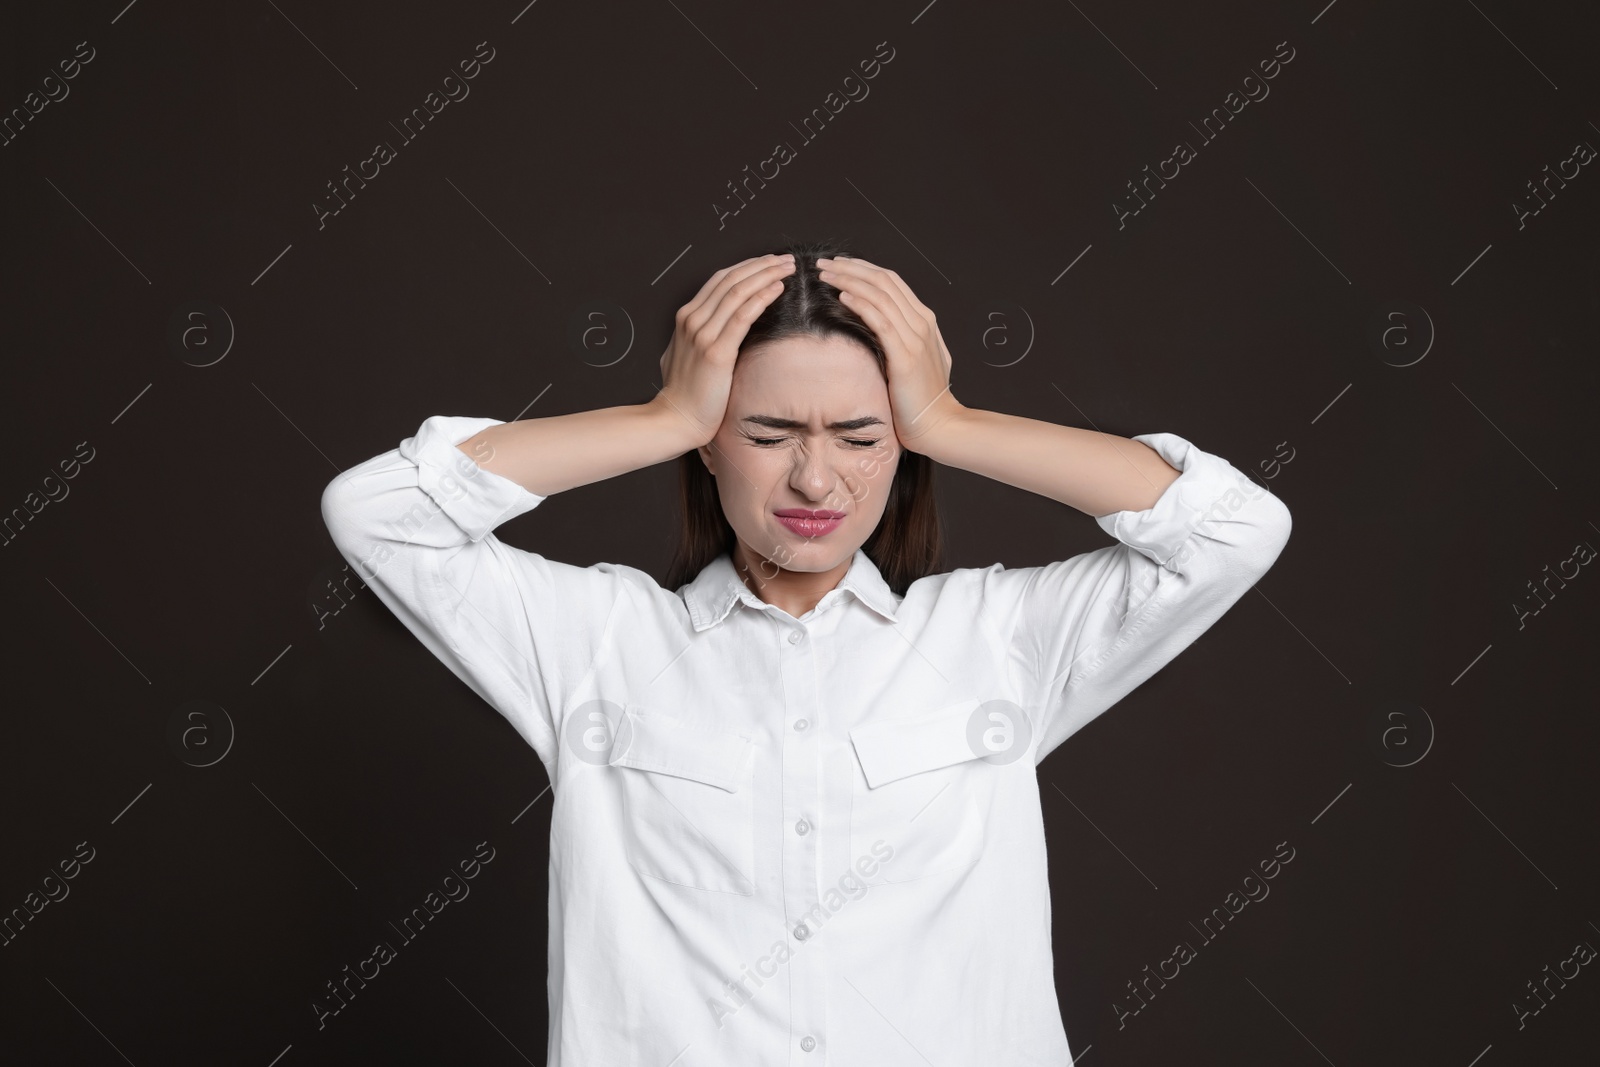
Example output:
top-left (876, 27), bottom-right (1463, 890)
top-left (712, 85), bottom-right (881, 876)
top-left (697, 332), bottom-right (902, 579)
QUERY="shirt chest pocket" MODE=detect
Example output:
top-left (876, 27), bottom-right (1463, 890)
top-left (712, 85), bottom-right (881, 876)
top-left (847, 699), bottom-right (989, 886)
top-left (608, 706), bottom-right (757, 896)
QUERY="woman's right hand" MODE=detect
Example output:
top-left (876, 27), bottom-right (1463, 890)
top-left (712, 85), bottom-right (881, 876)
top-left (652, 253), bottom-right (796, 447)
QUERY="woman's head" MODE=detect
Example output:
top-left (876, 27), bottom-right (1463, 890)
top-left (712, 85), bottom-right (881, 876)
top-left (665, 239), bottom-right (942, 596)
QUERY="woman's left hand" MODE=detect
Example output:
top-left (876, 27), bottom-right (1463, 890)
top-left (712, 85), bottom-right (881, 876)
top-left (816, 255), bottom-right (966, 453)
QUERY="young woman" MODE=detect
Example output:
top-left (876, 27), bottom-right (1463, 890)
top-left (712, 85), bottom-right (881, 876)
top-left (321, 242), bottom-right (1291, 1065)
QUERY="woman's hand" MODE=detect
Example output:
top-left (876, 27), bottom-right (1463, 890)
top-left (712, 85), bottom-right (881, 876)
top-left (652, 253), bottom-right (797, 447)
top-left (815, 255), bottom-right (966, 453)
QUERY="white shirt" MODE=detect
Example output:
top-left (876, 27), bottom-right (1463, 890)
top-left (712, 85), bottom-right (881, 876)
top-left (320, 414), bottom-right (1292, 1066)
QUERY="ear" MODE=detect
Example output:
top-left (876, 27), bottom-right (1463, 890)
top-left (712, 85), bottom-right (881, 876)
top-left (696, 444), bottom-right (715, 475)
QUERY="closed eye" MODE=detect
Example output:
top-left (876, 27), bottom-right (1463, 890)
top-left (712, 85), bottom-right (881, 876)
top-left (748, 436), bottom-right (881, 448)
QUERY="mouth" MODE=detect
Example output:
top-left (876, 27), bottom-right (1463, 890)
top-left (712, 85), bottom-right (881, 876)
top-left (774, 509), bottom-right (845, 537)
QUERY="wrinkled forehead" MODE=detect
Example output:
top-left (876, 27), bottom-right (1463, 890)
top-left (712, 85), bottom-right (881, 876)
top-left (730, 335), bottom-right (887, 416)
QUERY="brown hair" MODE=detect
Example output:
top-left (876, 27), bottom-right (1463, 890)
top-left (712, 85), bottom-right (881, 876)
top-left (663, 238), bottom-right (944, 596)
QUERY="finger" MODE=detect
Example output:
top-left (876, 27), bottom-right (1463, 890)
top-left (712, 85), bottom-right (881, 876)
top-left (683, 254), bottom-right (770, 315)
top-left (685, 255), bottom-right (792, 338)
top-left (823, 267), bottom-right (924, 356)
top-left (666, 256), bottom-right (781, 376)
top-left (818, 256), bottom-right (932, 332)
top-left (828, 272), bottom-right (914, 361)
top-left (697, 258), bottom-right (795, 346)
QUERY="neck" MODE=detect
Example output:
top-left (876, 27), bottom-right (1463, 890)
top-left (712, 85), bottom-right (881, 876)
top-left (731, 541), bottom-right (852, 619)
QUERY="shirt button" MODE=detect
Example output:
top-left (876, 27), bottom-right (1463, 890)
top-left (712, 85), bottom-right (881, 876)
top-left (794, 923), bottom-right (810, 941)
top-left (793, 718), bottom-right (809, 732)
top-left (788, 630), bottom-right (803, 644)
top-left (800, 1036), bottom-right (817, 1052)
top-left (795, 819), bottom-right (810, 835)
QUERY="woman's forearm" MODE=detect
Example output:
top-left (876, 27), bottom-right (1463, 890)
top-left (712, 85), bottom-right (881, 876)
top-left (455, 397), bottom-right (701, 498)
top-left (913, 404), bottom-right (1182, 519)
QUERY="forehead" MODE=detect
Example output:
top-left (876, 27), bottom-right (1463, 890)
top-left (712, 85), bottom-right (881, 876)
top-left (730, 334), bottom-right (886, 413)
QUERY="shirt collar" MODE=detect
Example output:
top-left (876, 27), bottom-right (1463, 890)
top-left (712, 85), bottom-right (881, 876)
top-left (681, 547), bottom-right (901, 632)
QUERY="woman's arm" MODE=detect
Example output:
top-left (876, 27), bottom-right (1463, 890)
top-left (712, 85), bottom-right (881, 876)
top-left (813, 254), bottom-right (1178, 516)
top-left (318, 255), bottom-right (795, 765)
top-left (973, 430), bottom-right (1291, 762)
top-left (908, 404), bottom-right (1290, 765)
top-left (457, 252), bottom-right (796, 496)
top-left (320, 413), bottom-right (615, 765)
top-left (454, 400), bottom-right (700, 497)
top-left (814, 255), bottom-right (1291, 763)
top-left (901, 405), bottom-right (1182, 519)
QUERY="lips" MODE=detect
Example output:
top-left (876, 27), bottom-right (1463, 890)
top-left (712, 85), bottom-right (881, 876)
top-left (774, 509), bottom-right (845, 537)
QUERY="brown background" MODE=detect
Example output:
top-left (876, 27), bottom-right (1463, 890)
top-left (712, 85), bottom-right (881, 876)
top-left (3, 0), bottom-right (1598, 1063)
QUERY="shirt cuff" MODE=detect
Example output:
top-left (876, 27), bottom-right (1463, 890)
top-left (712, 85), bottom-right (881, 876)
top-left (400, 415), bottom-right (546, 543)
top-left (1092, 432), bottom-right (1262, 567)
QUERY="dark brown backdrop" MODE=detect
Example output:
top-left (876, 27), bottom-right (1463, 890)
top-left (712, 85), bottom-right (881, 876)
top-left (3, 1), bottom-right (1598, 1063)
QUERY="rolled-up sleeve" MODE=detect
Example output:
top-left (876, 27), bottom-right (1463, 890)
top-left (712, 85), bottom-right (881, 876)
top-left (319, 414), bottom-right (628, 765)
top-left (977, 432), bottom-right (1292, 764)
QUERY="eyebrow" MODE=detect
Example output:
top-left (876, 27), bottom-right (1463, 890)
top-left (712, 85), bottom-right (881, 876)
top-left (741, 414), bottom-right (888, 431)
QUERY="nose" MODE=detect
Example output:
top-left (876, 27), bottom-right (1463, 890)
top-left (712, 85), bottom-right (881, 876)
top-left (789, 443), bottom-right (863, 507)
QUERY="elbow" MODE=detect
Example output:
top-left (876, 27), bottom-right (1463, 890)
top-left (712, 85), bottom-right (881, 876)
top-left (1247, 491), bottom-right (1292, 576)
top-left (319, 472), bottom-right (364, 556)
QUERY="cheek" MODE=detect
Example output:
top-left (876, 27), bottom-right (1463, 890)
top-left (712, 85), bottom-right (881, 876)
top-left (731, 451), bottom-right (786, 507)
top-left (848, 450), bottom-right (899, 505)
